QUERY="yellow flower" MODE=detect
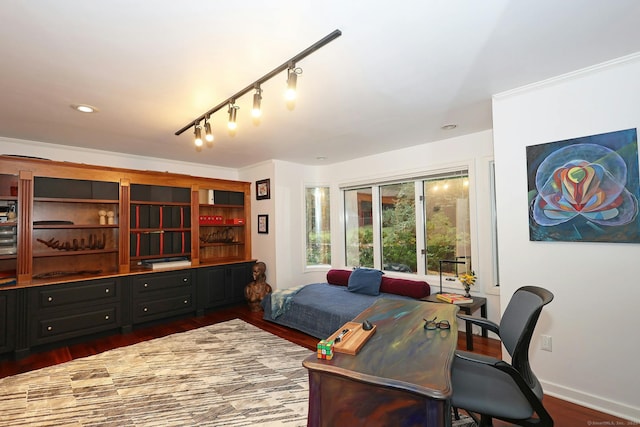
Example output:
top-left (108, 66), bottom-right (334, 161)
top-left (458, 271), bottom-right (476, 287)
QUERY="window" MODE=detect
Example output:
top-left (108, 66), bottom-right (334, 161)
top-left (343, 169), bottom-right (471, 278)
top-left (344, 187), bottom-right (374, 267)
top-left (380, 182), bottom-right (416, 273)
top-left (423, 171), bottom-right (471, 277)
top-left (305, 186), bottom-right (331, 266)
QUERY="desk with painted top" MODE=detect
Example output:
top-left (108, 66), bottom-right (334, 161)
top-left (303, 298), bottom-right (459, 427)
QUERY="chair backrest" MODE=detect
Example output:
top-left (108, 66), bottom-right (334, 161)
top-left (499, 286), bottom-right (554, 397)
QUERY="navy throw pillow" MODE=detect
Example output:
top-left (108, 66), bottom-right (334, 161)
top-left (347, 268), bottom-right (383, 296)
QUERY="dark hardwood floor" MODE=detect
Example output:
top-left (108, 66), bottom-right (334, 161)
top-left (0, 304), bottom-right (631, 426)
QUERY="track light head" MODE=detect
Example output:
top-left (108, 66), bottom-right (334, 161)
top-left (194, 124), bottom-right (203, 147)
top-left (204, 115), bottom-right (214, 143)
top-left (285, 66), bottom-right (301, 101)
top-left (252, 88), bottom-right (262, 118)
top-left (227, 103), bottom-right (238, 131)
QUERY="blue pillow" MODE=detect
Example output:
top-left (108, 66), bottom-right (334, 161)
top-left (347, 268), bottom-right (383, 296)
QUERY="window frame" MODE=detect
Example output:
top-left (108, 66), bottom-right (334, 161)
top-left (340, 163), bottom-right (478, 291)
top-left (304, 184), bottom-right (332, 269)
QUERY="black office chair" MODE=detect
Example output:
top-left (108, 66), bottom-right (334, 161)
top-left (451, 285), bottom-right (554, 427)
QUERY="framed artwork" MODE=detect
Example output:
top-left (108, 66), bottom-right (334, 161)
top-left (258, 214), bottom-right (269, 234)
top-left (526, 128), bottom-right (640, 243)
top-left (256, 179), bottom-right (270, 200)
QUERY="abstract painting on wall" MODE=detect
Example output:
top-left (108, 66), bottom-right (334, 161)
top-left (526, 128), bottom-right (640, 243)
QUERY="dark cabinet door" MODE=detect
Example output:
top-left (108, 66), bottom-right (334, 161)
top-left (226, 263), bottom-right (253, 304)
top-left (196, 262), bottom-right (254, 311)
top-left (197, 267), bottom-right (228, 309)
top-left (0, 290), bottom-right (16, 354)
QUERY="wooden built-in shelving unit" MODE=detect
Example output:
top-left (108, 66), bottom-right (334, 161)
top-left (0, 155), bottom-right (252, 287)
top-left (0, 155), bottom-right (255, 358)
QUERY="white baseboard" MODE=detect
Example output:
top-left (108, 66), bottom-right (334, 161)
top-left (542, 379), bottom-right (640, 423)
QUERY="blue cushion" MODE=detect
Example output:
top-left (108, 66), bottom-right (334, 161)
top-left (347, 268), bottom-right (383, 296)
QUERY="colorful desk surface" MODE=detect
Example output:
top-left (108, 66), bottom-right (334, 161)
top-left (303, 297), bottom-right (459, 400)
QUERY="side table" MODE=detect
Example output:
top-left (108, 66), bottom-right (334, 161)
top-left (422, 294), bottom-right (487, 351)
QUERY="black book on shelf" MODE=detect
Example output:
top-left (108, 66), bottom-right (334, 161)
top-left (149, 232), bottom-right (161, 256)
top-left (148, 205), bottom-right (161, 229)
top-left (138, 205), bottom-right (150, 228)
top-left (171, 231), bottom-right (185, 254)
top-left (171, 206), bottom-right (181, 228)
top-left (162, 206), bottom-right (173, 228)
top-left (183, 207), bottom-right (191, 228)
top-left (130, 233), bottom-right (138, 257)
top-left (162, 231), bottom-right (172, 255)
top-left (138, 233), bottom-right (150, 256)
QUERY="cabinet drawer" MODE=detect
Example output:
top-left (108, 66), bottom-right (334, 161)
top-left (133, 293), bottom-right (194, 323)
top-left (32, 279), bottom-right (119, 310)
top-left (133, 272), bottom-right (192, 295)
top-left (32, 305), bottom-right (120, 345)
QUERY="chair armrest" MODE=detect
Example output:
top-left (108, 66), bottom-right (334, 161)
top-left (455, 350), bottom-right (501, 365)
top-left (456, 313), bottom-right (500, 335)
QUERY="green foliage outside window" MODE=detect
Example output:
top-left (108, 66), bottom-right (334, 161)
top-left (306, 187), bottom-right (331, 266)
top-left (381, 182), bottom-right (417, 272)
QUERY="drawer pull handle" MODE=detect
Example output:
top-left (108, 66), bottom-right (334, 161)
top-left (105, 288), bottom-right (110, 293)
top-left (183, 278), bottom-right (188, 282)
top-left (143, 307), bottom-right (148, 312)
top-left (105, 315), bottom-right (110, 320)
top-left (144, 283), bottom-right (149, 288)
top-left (48, 296), bottom-right (53, 302)
top-left (184, 300), bottom-right (188, 304)
top-left (47, 326), bottom-right (52, 331)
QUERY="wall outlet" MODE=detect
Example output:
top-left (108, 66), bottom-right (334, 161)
top-left (541, 335), bottom-right (552, 352)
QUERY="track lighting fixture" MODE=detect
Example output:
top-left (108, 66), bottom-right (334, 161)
top-left (252, 87), bottom-right (262, 118)
top-left (175, 29), bottom-right (342, 146)
top-left (194, 124), bottom-right (203, 147)
top-left (227, 103), bottom-right (238, 131)
top-left (204, 115), bottom-right (214, 143)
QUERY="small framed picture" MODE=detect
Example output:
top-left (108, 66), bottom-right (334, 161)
top-left (256, 179), bottom-right (270, 200)
top-left (258, 214), bottom-right (269, 234)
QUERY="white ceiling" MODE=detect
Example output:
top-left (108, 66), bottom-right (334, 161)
top-left (1, 1), bottom-right (640, 169)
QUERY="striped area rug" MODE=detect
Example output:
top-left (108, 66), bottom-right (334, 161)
top-left (0, 319), bottom-right (475, 426)
top-left (0, 319), bottom-right (311, 426)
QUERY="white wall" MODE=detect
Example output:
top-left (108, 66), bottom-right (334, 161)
top-left (240, 160), bottom-right (331, 291)
top-left (492, 53), bottom-right (640, 421)
top-left (274, 160), bottom-right (325, 289)
top-left (238, 161), bottom-right (277, 287)
top-left (0, 137), bottom-right (239, 180)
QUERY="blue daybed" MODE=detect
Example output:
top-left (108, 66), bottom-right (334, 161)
top-left (261, 269), bottom-right (430, 339)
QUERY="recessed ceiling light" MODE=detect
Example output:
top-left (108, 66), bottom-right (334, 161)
top-left (71, 104), bottom-right (98, 113)
top-left (441, 124), bottom-right (457, 130)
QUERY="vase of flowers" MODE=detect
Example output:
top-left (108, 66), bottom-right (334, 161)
top-left (458, 271), bottom-right (476, 297)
